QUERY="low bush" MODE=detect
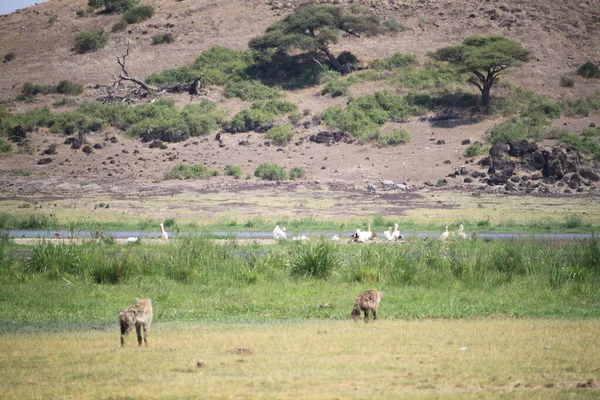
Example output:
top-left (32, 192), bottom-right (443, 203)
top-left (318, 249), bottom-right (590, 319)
top-left (576, 61), bottom-right (600, 79)
top-left (74, 29), bottom-right (108, 54)
top-left (0, 138), bottom-right (12, 154)
top-left (224, 80), bottom-right (280, 101)
top-left (56, 80), bottom-right (83, 95)
top-left (146, 45), bottom-right (255, 85)
top-left (167, 164), bottom-right (219, 180)
top-left (224, 164), bottom-right (242, 178)
top-left (463, 142), bottom-right (488, 157)
top-left (229, 100), bottom-right (297, 133)
top-left (377, 129), bottom-right (411, 147)
top-left (3, 52), bottom-right (15, 64)
top-left (254, 163), bottom-right (286, 181)
top-left (486, 117), bottom-right (550, 145)
top-left (111, 20), bottom-right (128, 32)
top-left (562, 93), bottom-right (600, 117)
top-left (582, 126), bottom-right (600, 137)
top-left (152, 33), bottom-right (174, 45)
top-left (123, 5), bottom-right (153, 23)
top-left (264, 124), bottom-right (294, 146)
top-left (322, 91), bottom-right (421, 141)
top-left (560, 75), bottom-right (575, 88)
top-left (371, 53), bottom-right (415, 70)
top-left (89, 0), bottom-right (139, 13)
top-left (559, 134), bottom-right (600, 162)
top-left (321, 79), bottom-right (349, 97)
top-left (289, 167), bottom-right (306, 180)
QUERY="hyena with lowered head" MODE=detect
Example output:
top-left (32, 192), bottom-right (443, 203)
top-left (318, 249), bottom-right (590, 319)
top-left (119, 298), bottom-right (153, 347)
top-left (351, 289), bottom-right (383, 323)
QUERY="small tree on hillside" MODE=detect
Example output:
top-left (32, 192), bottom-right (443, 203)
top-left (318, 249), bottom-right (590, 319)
top-left (430, 36), bottom-right (530, 108)
top-left (249, 5), bottom-right (390, 73)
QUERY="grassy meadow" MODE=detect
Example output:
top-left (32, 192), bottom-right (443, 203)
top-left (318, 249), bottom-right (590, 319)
top-left (1, 235), bottom-right (599, 398)
top-left (1, 319), bottom-right (599, 399)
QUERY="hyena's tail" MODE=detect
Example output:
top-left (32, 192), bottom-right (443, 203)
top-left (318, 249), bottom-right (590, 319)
top-left (119, 314), bottom-right (128, 335)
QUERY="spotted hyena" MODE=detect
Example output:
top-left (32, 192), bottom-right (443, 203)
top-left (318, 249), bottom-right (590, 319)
top-left (351, 289), bottom-right (383, 323)
top-left (119, 298), bottom-right (153, 347)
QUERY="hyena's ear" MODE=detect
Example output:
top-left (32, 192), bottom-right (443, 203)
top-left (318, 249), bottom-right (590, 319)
top-left (380, 292), bottom-right (384, 298)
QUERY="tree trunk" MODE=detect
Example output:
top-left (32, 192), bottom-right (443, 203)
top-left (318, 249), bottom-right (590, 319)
top-left (320, 46), bottom-right (342, 71)
top-left (481, 84), bottom-right (491, 108)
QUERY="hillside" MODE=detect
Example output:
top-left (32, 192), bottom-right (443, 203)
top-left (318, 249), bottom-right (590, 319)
top-left (0, 0), bottom-right (599, 226)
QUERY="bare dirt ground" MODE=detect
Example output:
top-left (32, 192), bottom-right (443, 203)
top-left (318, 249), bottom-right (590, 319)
top-left (1, 0), bottom-right (599, 225)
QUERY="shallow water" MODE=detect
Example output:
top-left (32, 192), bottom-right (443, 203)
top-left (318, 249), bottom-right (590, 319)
top-left (6, 230), bottom-right (597, 241)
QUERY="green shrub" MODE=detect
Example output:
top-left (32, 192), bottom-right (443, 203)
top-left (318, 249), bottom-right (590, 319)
top-left (146, 45), bottom-right (255, 85)
top-left (322, 91), bottom-right (419, 141)
top-left (378, 129), bottom-right (411, 147)
top-left (224, 164), bottom-right (242, 178)
top-left (582, 127), bottom-right (600, 137)
top-left (167, 164), bottom-right (219, 180)
top-left (3, 52), bottom-right (16, 64)
top-left (382, 18), bottom-right (404, 32)
top-left (576, 61), bottom-right (600, 79)
top-left (521, 99), bottom-right (562, 119)
top-left (393, 62), bottom-right (463, 91)
top-left (181, 101), bottom-right (224, 137)
top-left (229, 100), bottom-right (297, 133)
top-left (463, 142), bottom-right (488, 157)
top-left (56, 80), bottom-right (83, 95)
top-left (321, 79), bottom-right (349, 97)
top-left (123, 5), bottom-right (153, 23)
top-left (486, 118), bottom-right (549, 145)
top-left (290, 240), bottom-right (341, 279)
top-left (254, 163), bottom-right (286, 181)
top-left (560, 75), bottom-right (575, 88)
top-left (91, 0), bottom-right (139, 13)
top-left (371, 53), bottom-right (415, 70)
top-left (289, 167), bottom-right (306, 180)
top-left (264, 124), bottom-right (294, 146)
top-left (74, 29), bottom-right (108, 54)
top-left (559, 134), bottom-right (600, 162)
top-left (111, 20), bottom-right (128, 32)
top-left (0, 138), bottom-right (12, 154)
top-left (562, 93), bottom-right (600, 117)
top-left (152, 33), bottom-right (174, 45)
top-left (224, 80), bottom-right (280, 101)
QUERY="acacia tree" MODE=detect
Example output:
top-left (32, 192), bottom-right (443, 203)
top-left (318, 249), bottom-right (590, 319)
top-left (249, 5), bottom-right (388, 73)
top-left (430, 36), bottom-right (530, 108)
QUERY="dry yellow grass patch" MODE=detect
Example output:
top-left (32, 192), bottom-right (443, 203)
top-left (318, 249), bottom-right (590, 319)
top-left (1, 319), bottom-right (599, 399)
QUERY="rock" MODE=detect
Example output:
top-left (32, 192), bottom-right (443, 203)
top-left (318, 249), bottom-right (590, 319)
top-left (489, 143), bottom-right (508, 157)
top-left (460, 167), bottom-right (469, 175)
top-left (9, 125), bottom-right (28, 143)
top-left (443, 160), bottom-right (452, 165)
top-left (82, 146), bottom-right (93, 154)
top-left (508, 140), bottom-right (538, 157)
top-left (37, 158), bottom-right (53, 165)
top-left (71, 138), bottom-right (83, 150)
top-left (463, 177), bottom-right (473, 183)
top-left (461, 139), bottom-right (471, 145)
top-left (42, 144), bottom-right (58, 155)
top-left (309, 131), bottom-right (347, 144)
top-left (472, 171), bottom-right (487, 178)
top-left (579, 168), bottom-right (599, 181)
top-left (510, 176), bottom-right (520, 183)
top-left (435, 139), bottom-right (445, 145)
top-left (522, 150), bottom-right (546, 171)
top-left (504, 182), bottom-right (516, 191)
top-left (93, 143), bottom-right (103, 149)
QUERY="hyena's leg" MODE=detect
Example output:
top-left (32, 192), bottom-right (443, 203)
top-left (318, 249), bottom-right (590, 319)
top-left (142, 323), bottom-right (149, 346)
top-left (372, 309), bottom-right (377, 321)
top-left (135, 323), bottom-right (143, 346)
top-left (363, 308), bottom-right (369, 323)
top-left (120, 320), bottom-right (132, 347)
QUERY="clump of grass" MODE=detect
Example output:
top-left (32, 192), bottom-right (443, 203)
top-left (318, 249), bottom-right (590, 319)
top-left (463, 142), bottom-right (487, 157)
top-left (289, 167), bottom-right (306, 180)
top-left (229, 100), bottom-right (297, 133)
top-left (254, 163), bottom-right (286, 181)
top-left (371, 53), bottom-right (415, 70)
top-left (123, 5), bottom-right (153, 23)
top-left (224, 80), bottom-right (280, 101)
top-left (0, 138), bottom-right (12, 154)
top-left (559, 134), bottom-right (600, 162)
top-left (290, 240), bottom-right (341, 279)
top-left (378, 129), bottom-right (411, 147)
top-left (562, 93), bottom-right (600, 117)
top-left (74, 29), bottom-right (108, 54)
top-left (167, 164), bottom-right (219, 180)
top-left (576, 61), bottom-right (600, 79)
top-left (152, 33), bottom-right (174, 45)
top-left (3, 52), bottom-right (16, 64)
top-left (264, 124), bottom-right (294, 146)
top-left (224, 164), bottom-right (242, 178)
top-left (560, 75), bottom-right (575, 87)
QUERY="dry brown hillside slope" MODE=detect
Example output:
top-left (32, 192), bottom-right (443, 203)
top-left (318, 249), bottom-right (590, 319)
top-left (0, 0), bottom-right (599, 225)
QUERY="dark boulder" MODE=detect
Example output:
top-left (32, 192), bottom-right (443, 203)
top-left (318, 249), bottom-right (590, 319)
top-left (508, 140), bottom-right (538, 157)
